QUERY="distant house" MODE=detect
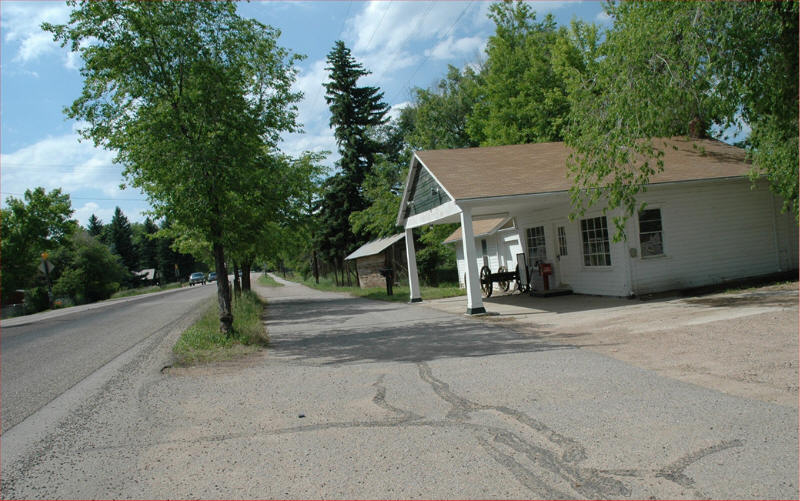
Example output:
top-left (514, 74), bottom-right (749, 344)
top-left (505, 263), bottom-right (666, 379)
top-left (395, 137), bottom-right (798, 314)
top-left (134, 268), bottom-right (159, 285)
top-left (344, 233), bottom-right (408, 289)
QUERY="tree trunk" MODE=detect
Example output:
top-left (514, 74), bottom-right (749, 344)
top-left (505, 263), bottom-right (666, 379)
top-left (233, 261), bottom-right (242, 297)
top-left (312, 250), bottom-right (319, 284)
top-left (212, 242), bottom-right (233, 335)
top-left (241, 259), bottom-right (252, 291)
top-left (334, 263), bottom-right (339, 286)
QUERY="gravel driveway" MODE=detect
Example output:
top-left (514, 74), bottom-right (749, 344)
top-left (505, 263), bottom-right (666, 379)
top-left (3, 276), bottom-right (796, 499)
top-left (425, 282), bottom-right (798, 406)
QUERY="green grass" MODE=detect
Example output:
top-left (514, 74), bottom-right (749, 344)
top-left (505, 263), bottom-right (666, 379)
top-left (111, 282), bottom-right (182, 299)
top-left (257, 274), bottom-right (284, 287)
top-left (173, 290), bottom-right (269, 366)
top-left (295, 274), bottom-right (465, 302)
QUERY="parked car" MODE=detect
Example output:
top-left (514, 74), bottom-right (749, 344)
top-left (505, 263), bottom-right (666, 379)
top-left (189, 272), bottom-right (206, 286)
top-left (207, 272), bottom-right (217, 282)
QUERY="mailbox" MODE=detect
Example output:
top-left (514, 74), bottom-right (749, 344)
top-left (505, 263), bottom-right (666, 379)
top-left (378, 268), bottom-right (394, 296)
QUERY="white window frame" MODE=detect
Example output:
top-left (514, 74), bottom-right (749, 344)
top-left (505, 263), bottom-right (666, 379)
top-left (580, 216), bottom-right (611, 267)
top-left (638, 208), bottom-right (665, 258)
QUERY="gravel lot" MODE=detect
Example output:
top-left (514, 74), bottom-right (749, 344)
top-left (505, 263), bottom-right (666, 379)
top-left (425, 282), bottom-right (798, 406)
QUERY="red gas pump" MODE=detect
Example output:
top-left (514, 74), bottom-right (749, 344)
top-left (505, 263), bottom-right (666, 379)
top-left (538, 262), bottom-right (553, 291)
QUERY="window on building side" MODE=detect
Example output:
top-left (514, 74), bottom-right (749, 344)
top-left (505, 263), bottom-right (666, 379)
top-left (581, 216), bottom-right (611, 266)
top-left (639, 208), bottom-right (664, 257)
top-left (557, 226), bottom-right (567, 256)
top-left (526, 226), bottom-right (547, 267)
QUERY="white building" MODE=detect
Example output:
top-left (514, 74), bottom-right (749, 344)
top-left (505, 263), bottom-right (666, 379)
top-left (396, 138), bottom-right (798, 314)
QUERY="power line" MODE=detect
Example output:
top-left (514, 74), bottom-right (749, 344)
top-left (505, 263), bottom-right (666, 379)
top-left (0, 192), bottom-right (147, 202)
top-left (371, 0), bottom-right (435, 96)
top-left (393, 0), bottom-right (475, 105)
top-left (2, 163), bottom-right (122, 170)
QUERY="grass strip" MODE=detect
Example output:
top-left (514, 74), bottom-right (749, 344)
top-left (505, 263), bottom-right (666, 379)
top-left (173, 290), bottom-right (268, 366)
top-left (257, 274), bottom-right (284, 287)
top-left (294, 274), bottom-right (465, 302)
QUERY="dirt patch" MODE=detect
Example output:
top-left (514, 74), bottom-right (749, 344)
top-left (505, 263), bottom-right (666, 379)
top-left (436, 282), bottom-right (799, 407)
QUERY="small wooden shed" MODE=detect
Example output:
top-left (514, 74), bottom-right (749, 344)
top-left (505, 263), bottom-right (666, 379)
top-left (345, 233), bottom-right (408, 289)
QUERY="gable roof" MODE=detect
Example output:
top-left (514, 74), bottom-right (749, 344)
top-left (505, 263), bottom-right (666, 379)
top-left (413, 137), bottom-right (750, 202)
top-left (442, 216), bottom-right (512, 244)
top-left (344, 233), bottom-right (405, 261)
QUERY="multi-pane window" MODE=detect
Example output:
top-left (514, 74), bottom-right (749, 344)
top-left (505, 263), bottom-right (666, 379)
top-left (526, 226), bottom-right (547, 267)
top-left (581, 216), bottom-right (611, 266)
top-left (639, 208), bottom-right (664, 257)
top-left (557, 226), bottom-right (568, 256)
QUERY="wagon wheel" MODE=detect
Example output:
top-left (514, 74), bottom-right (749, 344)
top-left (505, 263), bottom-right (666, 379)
top-left (497, 266), bottom-right (510, 292)
top-left (480, 265), bottom-right (493, 297)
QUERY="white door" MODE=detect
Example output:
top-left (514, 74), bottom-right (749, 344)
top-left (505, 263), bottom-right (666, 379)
top-left (552, 222), bottom-right (572, 287)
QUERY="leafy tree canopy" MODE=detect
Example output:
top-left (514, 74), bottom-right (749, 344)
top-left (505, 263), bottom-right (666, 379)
top-left (1, 187), bottom-right (76, 302)
top-left (564, 1), bottom-right (798, 237)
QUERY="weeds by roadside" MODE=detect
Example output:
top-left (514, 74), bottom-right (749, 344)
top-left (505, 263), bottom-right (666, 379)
top-left (257, 274), bottom-right (284, 287)
top-left (173, 290), bottom-right (268, 366)
top-left (111, 282), bottom-right (182, 299)
top-left (292, 274), bottom-right (465, 302)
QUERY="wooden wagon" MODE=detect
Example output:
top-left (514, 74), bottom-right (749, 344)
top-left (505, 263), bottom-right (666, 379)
top-left (478, 253), bottom-right (531, 297)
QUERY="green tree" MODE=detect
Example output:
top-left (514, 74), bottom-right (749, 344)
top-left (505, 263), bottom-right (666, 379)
top-left (564, 1), bottom-right (798, 236)
top-left (53, 231), bottom-right (127, 303)
top-left (108, 207), bottom-right (137, 272)
top-left (86, 214), bottom-right (104, 237)
top-left (318, 40), bottom-right (389, 275)
top-left (0, 187), bottom-right (77, 304)
top-left (467, 1), bottom-right (574, 145)
top-left (134, 217), bottom-right (159, 270)
top-left (406, 65), bottom-right (483, 151)
top-left (46, 1), bottom-right (302, 333)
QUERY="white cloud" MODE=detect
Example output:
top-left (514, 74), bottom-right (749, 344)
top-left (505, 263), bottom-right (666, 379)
top-left (596, 11), bottom-right (612, 23)
top-left (0, 132), bottom-right (135, 200)
top-left (387, 101), bottom-right (411, 122)
top-left (425, 36), bottom-right (485, 61)
top-left (2, 2), bottom-right (70, 63)
top-left (73, 202), bottom-right (115, 227)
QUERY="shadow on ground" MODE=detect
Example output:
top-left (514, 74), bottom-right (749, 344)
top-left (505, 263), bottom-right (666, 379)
top-left (265, 296), bottom-right (576, 365)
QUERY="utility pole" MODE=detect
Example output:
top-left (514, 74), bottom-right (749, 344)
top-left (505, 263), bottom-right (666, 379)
top-left (40, 252), bottom-right (53, 308)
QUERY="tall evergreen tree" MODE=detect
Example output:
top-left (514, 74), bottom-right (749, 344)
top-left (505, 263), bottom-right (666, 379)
top-left (109, 207), bottom-right (137, 272)
top-left (136, 217), bottom-right (159, 270)
top-left (318, 40), bottom-right (389, 271)
top-left (87, 214), bottom-right (104, 238)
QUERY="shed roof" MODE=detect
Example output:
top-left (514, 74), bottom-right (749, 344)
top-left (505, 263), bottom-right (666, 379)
top-left (345, 233), bottom-right (405, 261)
top-left (413, 137), bottom-right (750, 201)
top-left (442, 217), bottom-right (511, 244)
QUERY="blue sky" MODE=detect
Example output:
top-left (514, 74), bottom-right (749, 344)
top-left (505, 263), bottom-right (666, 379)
top-left (1, 1), bottom-right (609, 226)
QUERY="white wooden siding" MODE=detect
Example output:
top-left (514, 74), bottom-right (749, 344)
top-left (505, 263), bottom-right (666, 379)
top-left (630, 179), bottom-right (795, 294)
top-left (451, 178), bottom-right (795, 296)
top-left (516, 205), bottom-right (631, 296)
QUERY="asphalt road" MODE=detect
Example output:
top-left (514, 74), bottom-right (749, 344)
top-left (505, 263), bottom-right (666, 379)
top-left (1, 284), bottom-right (214, 433)
top-left (1, 276), bottom-right (796, 499)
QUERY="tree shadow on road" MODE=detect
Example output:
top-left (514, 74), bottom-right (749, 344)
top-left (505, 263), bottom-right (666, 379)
top-left (268, 317), bottom-right (574, 365)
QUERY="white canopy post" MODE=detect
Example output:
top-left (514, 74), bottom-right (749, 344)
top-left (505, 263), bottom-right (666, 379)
top-left (404, 227), bottom-right (422, 303)
top-left (459, 206), bottom-right (486, 314)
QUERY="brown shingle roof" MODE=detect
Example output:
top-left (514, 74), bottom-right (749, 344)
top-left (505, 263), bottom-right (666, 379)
top-left (415, 137), bottom-right (750, 201)
top-left (442, 217), bottom-right (509, 244)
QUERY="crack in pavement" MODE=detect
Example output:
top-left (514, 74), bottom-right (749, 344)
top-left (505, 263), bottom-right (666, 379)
top-left (415, 361), bottom-right (745, 499)
top-left (655, 439), bottom-right (745, 489)
top-left (5, 355), bottom-right (747, 500)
